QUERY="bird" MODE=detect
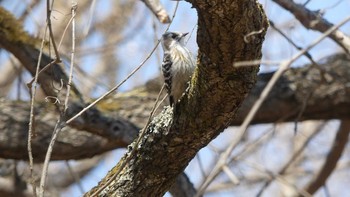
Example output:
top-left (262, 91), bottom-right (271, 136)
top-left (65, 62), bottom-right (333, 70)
top-left (160, 31), bottom-right (196, 106)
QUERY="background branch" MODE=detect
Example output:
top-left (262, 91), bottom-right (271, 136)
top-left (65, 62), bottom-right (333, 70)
top-left (302, 120), bottom-right (350, 195)
top-left (272, 0), bottom-right (350, 52)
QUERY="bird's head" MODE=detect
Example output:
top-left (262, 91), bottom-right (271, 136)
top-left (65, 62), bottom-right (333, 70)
top-left (161, 32), bottom-right (188, 52)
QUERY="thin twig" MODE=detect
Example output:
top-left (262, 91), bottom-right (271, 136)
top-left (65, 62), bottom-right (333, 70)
top-left (269, 20), bottom-right (318, 66)
top-left (185, 24), bottom-right (197, 45)
top-left (38, 3), bottom-right (77, 196)
top-left (294, 91), bottom-right (312, 134)
top-left (46, 0), bottom-right (61, 61)
top-left (65, 42), bottom-right (159, 124)
top-left (27, 59), bottom-right (59, 87)
top-left (198, 126), bottom-right (275, 195)
top-left (27, 21), bottom-right (49, 197)
top-left (38, 116), bottom-right (64, 197)
top-left (57, 9), bottom-right (76, 52)
top-left (195, 15), bottom-right (350, 197)
top-left (27, 1), bottom-right (77, 96)
top-left (269, 20), bottom-right (327, 80)
top-left (64, 3), bottom-right (77, 113)
top-left (230, 125), bottom-right (275, 162)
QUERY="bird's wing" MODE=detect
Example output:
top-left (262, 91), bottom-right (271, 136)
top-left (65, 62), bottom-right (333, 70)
top-left (162, 53), bottom-right (174, 106)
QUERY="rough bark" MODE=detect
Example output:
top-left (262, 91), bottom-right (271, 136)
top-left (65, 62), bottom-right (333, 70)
top-left (85, 0), bottom-right (268, 196)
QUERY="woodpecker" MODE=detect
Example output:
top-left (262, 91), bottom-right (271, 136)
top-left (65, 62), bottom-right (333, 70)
top-left (160, 32), bottom-right (196, 106)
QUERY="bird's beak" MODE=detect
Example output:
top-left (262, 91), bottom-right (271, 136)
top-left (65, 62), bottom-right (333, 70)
top-left (182, 32), bottom-right (189, 37)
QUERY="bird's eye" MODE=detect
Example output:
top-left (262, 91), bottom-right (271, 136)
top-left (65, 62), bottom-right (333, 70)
top-left (171, 34), bottom-right (177, 39)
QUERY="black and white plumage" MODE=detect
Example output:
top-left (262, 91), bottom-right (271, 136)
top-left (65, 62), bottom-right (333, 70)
top-left (160, 32), bottom-right (196, 106)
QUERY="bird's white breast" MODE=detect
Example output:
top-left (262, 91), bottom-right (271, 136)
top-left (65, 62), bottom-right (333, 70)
top-left (169, 44), bottom-right (195, 102)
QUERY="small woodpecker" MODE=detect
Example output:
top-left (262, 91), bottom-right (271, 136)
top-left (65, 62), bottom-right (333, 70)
top-left (160, 31), bottom-right (196, 106)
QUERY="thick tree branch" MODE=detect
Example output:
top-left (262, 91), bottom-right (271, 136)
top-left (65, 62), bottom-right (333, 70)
top-left (86, 0), bottom-right (268, 196)
top-left (235, 53), bottom-right (350, 124)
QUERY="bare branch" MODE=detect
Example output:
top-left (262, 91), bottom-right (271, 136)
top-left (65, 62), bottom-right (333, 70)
top-left (140, 0), bottom-right (170, 23)
top-left (272, 0), bottom-right (350, 52)
top-left (302, 120), bottom-right (350, 195)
